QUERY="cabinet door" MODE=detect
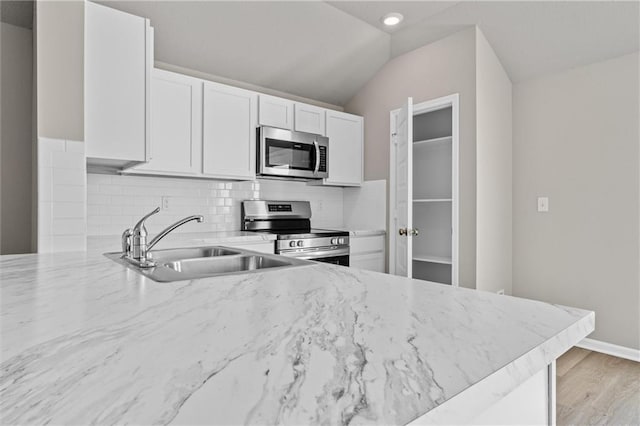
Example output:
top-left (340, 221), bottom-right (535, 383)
top-left (135, 70), bottom-right (202, 175)
top-left (392, 98), bottom-right (413, 278)
top-left (258, 95), bottom-right (294, 130)
top-left (294, 103), bottom-right (326, 135)
top-left (351, 253), bottom-right (385, 273)
top-left (85, 2), bottom-right (151, 163)
top-left (202, 82), bottom-right (257, 180)
top-left (325, 111), bottom-right (363, 186)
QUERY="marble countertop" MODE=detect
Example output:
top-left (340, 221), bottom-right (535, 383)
top-left (0, 251), bottom-right (593, 425)
top-left (340, 229), bottom-right (386, 237)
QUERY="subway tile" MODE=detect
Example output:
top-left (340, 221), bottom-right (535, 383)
top-left (53, 168), bottom-right (85, 186)
top-left (52, 151), bottom-right (85, 170)
top-left (38, 168), bottom-right (53, 202)
top-left (38, 237), bottom-right (53, 254)
top-left (53, 185), bottom-right (84, 203)
top-left (65, 140), bottom-right (85, 153)
top-left (38, 202), bottom-right (53, 237)
top-left (52, 218), bottom-right (86, 236)
top-left (88, 194), bottom-right (110, 205)
top-left (88, 215), bottom-right (111, 226)
top-left (52, 235), bottom-right (86, 253)
top-left (52, 202), bottom-right (85, 219)
top-left (99, 184), bottom-right (122, 195)
top-left (85, 173), bottom-right (345, 236)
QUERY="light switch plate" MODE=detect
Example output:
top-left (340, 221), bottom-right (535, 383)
top-left (537, 197), bottom-right (549, 212)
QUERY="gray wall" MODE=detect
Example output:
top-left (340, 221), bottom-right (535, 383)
top-left (512, 52), bottom-right (640, 350)
top-left (345, 28), bottom-right (478, 289)
top-left (475, 28), bottom-right (513, 294)
top-left (1, 23), bottom-right (33, 254)
top-left (36, 0), bottom-right (84, 141)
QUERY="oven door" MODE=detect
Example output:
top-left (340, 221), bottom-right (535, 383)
top-left (277, 246), bottom-right (349, 266)
top-left (258, 127), bottom-right (328, 179)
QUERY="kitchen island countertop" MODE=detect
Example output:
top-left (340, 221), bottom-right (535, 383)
top-left (0, 250), bottom-right (593, 425)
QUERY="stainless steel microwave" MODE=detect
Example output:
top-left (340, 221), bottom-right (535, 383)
top-left (257, 126), bottom-right (328, 179)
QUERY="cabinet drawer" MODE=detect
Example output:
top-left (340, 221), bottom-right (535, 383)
top-left (350, 235), bottom-right (385, 255)
top-left (350, 253), bottom-right (385, 273)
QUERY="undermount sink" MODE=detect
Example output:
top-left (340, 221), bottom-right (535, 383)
top-left (106, 246), bottom-right (309, 282)
top-left (164, 255), bottom-right (290, 275)
top-left (148, 247), bottom-right (241, 262)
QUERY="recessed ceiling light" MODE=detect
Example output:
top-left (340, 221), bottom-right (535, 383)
top-left (382, 13), bottom-right (403, 27)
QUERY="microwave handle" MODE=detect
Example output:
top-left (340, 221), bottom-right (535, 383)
top-left (313, 140), bottom-right (320, 175)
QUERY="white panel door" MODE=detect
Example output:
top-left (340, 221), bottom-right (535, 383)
top-left (258, 95), bottom-right (294, 130)
top-left (394, 98), bottom-right (413, 278)
top-left (85, 1), bottom-right (149, 162)
top-left (135, 69), bottom-right (202, 175)
top-left (294, 103), bottom-right (326, 135)
top-left (202, 82), bottom-right (257, 180)
top-left (324, 110), bottom-right (363, 186)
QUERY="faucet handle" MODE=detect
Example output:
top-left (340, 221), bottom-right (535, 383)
top-left (121, 228), bottom-right (133, 256)
top-left (133, 207), bottom-right (161, 235)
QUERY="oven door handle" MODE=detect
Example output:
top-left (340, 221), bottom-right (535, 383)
top-left (313, 140), bottom-right (320, 175)
top-left (279, 246), bottom-right (349, 259)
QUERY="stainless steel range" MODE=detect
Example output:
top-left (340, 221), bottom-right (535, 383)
top-left (241, 200), bottom-right (349, 266)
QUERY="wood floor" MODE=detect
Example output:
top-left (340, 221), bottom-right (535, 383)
top-left (556, 347), bottom-right (640, 425)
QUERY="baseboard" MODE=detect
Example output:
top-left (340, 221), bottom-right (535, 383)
top-left (576, 338), bottom-right (640, 362)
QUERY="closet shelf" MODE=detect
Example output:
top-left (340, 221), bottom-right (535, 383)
top-left (413, 136), bottom-right (452, 146)
top-left (413, 198), bottom-right (452, 203)
top-left (413, 255), bottom-right (453, 265)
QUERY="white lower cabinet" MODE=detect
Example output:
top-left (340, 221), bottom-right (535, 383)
top-left (134, 69), bottom-right (202, 175)
top-left (351, 252), bottom-right (385, 273)
top-left (350, 234), bottom-right (385, 272)
top-left (202, 82), bottom-right (257, 180)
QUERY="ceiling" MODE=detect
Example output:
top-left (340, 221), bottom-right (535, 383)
top-left (4, 1), bottom-right (639, 106)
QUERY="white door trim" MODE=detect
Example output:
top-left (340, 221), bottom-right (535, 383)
top-left (389, 94), bottom-right (460, 286)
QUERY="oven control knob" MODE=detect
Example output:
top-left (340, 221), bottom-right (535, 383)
top-left (331, 238), bottom-right (337, 245)
top-left (339, 238), bottom-right (345, 244)
top-left (297, 240), bottom-right (304, 247)
top-left (289, 241), bottom-right (296, 248)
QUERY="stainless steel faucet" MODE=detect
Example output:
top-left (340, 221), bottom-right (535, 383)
top-left (122, 207), bottom-right (204, 267)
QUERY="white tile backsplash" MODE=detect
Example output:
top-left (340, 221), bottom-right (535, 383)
top-left (343, 180), bottom-right (387, 230)
top-left (86, 175), bottom-right (345, 236)
top-left (38, 138), bottom-right (87, 253)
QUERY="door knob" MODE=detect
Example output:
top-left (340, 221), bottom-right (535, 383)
top-left (409, 228), bottom-right (420, 236)
top-left (398, 228), bottom-right (407, 236)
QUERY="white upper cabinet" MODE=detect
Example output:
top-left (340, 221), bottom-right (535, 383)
top-left (202, 81), bottom-right (257, 180)
top-left (258, 95), bottom-right (294, 130)
top-left (321, 110), bottom-right (363, 186)
top-left (134, 69), bottom-right (202, 175)
top-left (294, 103), bottom-right (326, 135)
top-left (85, 1), bottom-right (152, 167)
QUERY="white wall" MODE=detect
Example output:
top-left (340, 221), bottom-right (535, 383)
top-left (475, 28), bottom-right (513, 294)
top-left (1, 23), bottom-right (33, 254)
top-left (345, 28), bottom-right (478, 289)
top-left (512, 52), bottom-right (640, 350)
